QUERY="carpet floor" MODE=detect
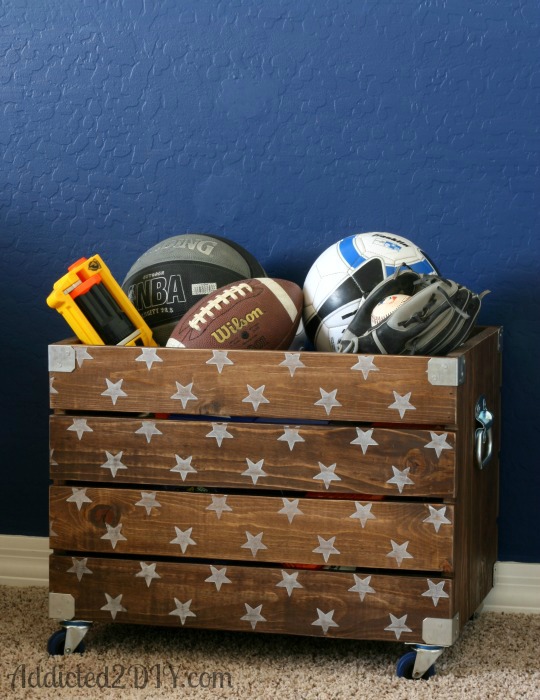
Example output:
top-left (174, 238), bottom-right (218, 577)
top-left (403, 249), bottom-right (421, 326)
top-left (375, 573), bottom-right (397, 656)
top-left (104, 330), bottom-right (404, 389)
top-left (0, 586), bottom-right (538, 699)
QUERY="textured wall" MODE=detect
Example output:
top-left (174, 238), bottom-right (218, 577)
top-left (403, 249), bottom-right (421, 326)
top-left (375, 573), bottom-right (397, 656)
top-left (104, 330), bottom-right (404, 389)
top-left (1, 1), bottom-right (539, 562)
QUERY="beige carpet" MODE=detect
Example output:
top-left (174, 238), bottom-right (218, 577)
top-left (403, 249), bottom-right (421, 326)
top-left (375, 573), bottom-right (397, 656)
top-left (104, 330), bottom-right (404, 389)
top-left (0, 587), bottom-right (538, 699)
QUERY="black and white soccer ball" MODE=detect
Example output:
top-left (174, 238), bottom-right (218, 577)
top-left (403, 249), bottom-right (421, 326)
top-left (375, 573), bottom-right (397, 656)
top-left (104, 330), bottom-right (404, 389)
top-left (303, 232), bottom-right (438, 352)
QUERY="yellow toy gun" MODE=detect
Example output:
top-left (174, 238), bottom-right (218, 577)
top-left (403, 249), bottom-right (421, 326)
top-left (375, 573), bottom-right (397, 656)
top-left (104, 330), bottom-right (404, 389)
top-left (47, 254), bottom-right (157, 347)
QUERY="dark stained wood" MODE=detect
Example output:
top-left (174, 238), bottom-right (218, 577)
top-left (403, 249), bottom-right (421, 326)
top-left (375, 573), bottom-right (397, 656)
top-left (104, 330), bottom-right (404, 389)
top-left (48, 327), bottom-right (501, 645)
top-left (49, 487), bottom-right (454, 572)
top-left (451, 327), bottom-right (501, 622)
top-left (49, 555), bottom-right (453, 642)
top-left (50, 415), bottom-right (456, 497)
top-left (49, 344), bottom-right (458, 424)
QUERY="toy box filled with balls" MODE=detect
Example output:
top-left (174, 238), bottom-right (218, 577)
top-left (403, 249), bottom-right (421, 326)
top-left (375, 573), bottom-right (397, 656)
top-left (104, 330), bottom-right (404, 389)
top-left (47, 332), bottom-right (501, 665)
top-left (47, 232), bottom-right (500, 676)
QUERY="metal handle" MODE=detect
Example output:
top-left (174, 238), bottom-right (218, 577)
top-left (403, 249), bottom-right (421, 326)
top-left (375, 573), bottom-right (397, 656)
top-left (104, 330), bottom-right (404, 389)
top-left (475, 394), bottom-right (493, 470)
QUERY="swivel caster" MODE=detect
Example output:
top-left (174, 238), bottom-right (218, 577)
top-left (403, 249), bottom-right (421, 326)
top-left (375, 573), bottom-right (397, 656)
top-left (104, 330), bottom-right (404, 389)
top-left (396, 644), bottom-right (444, 680)
top-left (47, 620), bottom-right (92, 656)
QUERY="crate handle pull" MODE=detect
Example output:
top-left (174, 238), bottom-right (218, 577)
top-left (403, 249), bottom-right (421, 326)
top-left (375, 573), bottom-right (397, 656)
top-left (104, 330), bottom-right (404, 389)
top-left (475, 394), bottom-right (493, 470)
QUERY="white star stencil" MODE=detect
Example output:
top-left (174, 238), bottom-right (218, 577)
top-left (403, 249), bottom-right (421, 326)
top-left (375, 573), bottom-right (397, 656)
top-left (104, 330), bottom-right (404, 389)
top-left (135, 491), bottom-right (162, 515)
top-left (135, 421), bottom-right (162, 443)
top-left (351, 355), bottom-right (379, 379)
top-left (242, 458), bottom-right (267, 485)
top-left (74, 346), bottom-right (94, 367)
top-left (314, 388), bottom-right (342, 415)
top-left (387, 540), bottom-right (413, 567)
top-left (206, 422), bottom-right (233, 446)
top-left (350, 428), bottom-right (378, 454)
top-left (348, 574), bottom-right (375, 601)
top-left (386, 465), bottom-right (414, 493)
top-left (170, 455), bottom-right (197, 481)
top-left (279, 352), bottom-right (306, 377)
top-left (101, 523), bottom-right (127, 549)
top-left (101, 593), bottom-right (127, 620)
top-left (350, 502), bottom-right (376, 528)
top-left (171, 382), bottom-right (197, 408)
top-left (388, 391), bottom-right (416, 419)
top-left (423, 505), bottom-right (451, 532)
top-left (242, 385), bottom-right (269, 411)
top-left (278, 498), bottom-right (304, 523)
top-left (425, 432), bottom-right (453, 458)
top-left (313, 535), bottom-right (340, 563)
top-left (241, 604), bottom-right (266, 630)
top-left (49, 377), bottom-right (58, 395)
top-left (50, 448), bottom-right (58, 466)
top-left (67, 557), bottom-right (93, 581)
top-left (422, 579), bottom-right (449, 607)
top-left (312, 609), bottom-right (339, 635)
top-left (68, 418), bottom-right (93, 440)
top-left (136, 562), bottom-right (161, 587)
top-left (206, 495), bottom-right (233, 519)
top-left (385, 613), bottom-right (412, 640)
top-left (206, 350), bottom-right (234, 373)
top-left (277, 570), bottom-right (303, 596)
top-left (278, 426), bottom-right (305, 451)
top-left (66, 487), bottom-right (92, 510)
top-left (313, 462), bottom-right (341, 489)
top-left (170, 527), bottom-right (196, 553)
top-left (205, 566), bottom-right (232, 591)
top-left (135, 348), bottom-right (163, 370)
top-left (101, 378), bottom-right (127, 405)
top-left (100, 451), bottom-right (127, 478)
top-left (169, 598), bottom-right (196, 625)
top-left (241, 531), bottom-right (267, 557)
top-left (49, 521), bottom-right (58, 538)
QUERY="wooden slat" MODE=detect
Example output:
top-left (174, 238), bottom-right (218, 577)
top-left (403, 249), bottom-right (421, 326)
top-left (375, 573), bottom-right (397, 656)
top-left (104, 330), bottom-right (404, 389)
top-left (49, 344), bottom-right (458, 424)
top-left (49, 555), bottom-right (454, 642)
top-left (50, 487), bottom-right (454, 572)
top-left (50, 415), bottom-right (456, 497)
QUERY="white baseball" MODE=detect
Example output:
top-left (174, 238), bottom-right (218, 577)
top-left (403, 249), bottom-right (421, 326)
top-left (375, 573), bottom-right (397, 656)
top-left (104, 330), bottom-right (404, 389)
top-left (370, 294), bottom-right (411, 326)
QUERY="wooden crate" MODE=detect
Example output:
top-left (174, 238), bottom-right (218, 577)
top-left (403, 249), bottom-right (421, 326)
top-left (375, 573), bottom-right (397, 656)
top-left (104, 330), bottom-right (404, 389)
top-left (48, 326), bottom-right (501, 645)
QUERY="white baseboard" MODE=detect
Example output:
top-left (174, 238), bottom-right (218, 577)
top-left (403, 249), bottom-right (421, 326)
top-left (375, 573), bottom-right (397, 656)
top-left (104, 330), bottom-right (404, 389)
top-left (0, 535), bottom-right (51, 586)
top-left (482, 561), bottom-right (540, 614)
top-left (0, 536), bottom-right (539, 614)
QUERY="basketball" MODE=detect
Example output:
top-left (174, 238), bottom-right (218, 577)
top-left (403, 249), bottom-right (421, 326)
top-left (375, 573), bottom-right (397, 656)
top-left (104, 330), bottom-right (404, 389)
top-left (122, 233), bottom-right (266, 345)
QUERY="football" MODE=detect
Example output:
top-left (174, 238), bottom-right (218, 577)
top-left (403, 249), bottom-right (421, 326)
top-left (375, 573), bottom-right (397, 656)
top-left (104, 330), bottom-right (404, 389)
top-left (122, 233), bottom-right (266, 346)
top-left (303, 232), bottom-right (438, 352)
top-left (166, 278), bottom-right (303, 350)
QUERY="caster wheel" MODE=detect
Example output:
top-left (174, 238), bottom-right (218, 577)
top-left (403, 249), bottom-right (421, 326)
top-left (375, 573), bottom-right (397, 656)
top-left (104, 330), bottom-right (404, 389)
top-left (396, 650), bottom-right (436, 680)
top-left (47, 629), bottom-right (86, 656)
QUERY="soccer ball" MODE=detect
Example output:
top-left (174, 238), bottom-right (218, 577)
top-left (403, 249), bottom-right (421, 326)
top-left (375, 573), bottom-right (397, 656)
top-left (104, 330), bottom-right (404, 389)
top-left (303, 232), bottom-right (438, 352)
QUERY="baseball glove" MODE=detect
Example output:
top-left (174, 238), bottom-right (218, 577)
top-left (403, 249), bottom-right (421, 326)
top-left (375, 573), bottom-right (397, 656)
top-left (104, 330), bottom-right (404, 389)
top-left (337, 268), bottom-right (489, 356)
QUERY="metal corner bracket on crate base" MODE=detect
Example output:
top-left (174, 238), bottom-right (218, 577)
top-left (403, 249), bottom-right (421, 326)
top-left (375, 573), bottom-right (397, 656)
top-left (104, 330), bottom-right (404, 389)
top-left (422, 613), bottom-right (460, 646)
top-left (49, 592), bottom-right (76, 619)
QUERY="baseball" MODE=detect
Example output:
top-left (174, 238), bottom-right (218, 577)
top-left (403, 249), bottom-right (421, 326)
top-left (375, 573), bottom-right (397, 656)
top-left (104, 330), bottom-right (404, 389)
top-left (370, 294), bottom-right (411, 326)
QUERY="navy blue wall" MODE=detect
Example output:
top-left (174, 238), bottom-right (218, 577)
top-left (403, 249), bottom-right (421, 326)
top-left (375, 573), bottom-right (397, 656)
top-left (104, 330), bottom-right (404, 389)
top-left (1, 1), bottom-right (538, 562)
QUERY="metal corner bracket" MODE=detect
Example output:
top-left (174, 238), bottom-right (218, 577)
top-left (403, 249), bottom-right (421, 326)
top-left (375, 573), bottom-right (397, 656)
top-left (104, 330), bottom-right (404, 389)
top-left (427, 356), bottom-right (466, 386)
top-left (49, 592), bottom-right (75, 620)
top-left (422, 613), bottom-right (460, 647)
top-left (48, 345), bottom-right (76, 373)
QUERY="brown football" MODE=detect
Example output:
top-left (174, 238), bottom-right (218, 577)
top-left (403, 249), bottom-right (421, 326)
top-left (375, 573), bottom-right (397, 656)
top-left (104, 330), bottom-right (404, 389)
top-left (166, 278), bottom-right (303, 350)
